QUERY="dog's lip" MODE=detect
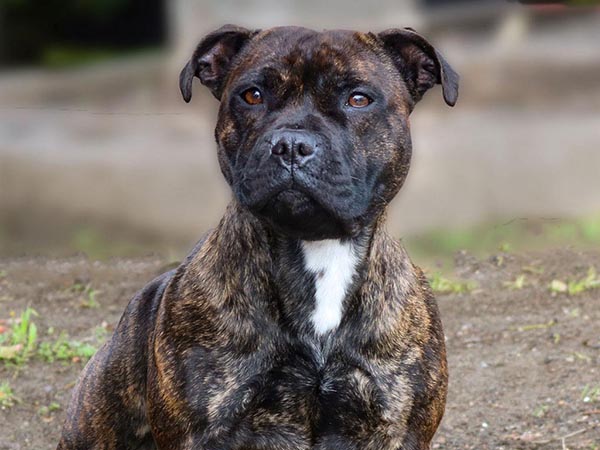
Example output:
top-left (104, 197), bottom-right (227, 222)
top-left (235, 168), bottom-right (368, 234)
top-left (256, 184), bottom-right (312, 211)
top-left (257, 183), bottom-right (364, 233)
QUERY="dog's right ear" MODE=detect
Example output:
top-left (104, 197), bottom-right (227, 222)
top-left (179, 25), bottom-right (258, 103)
top-left (377, 27), bottom-right (459, 107)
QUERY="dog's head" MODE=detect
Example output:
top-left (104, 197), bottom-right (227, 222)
top-left (180, 25), bottom-right (458, 240)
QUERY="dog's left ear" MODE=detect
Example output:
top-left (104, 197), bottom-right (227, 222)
top-left (179, 24), bottom-right (259, 102)
top-left (377, 28), bottom-right (459, 107)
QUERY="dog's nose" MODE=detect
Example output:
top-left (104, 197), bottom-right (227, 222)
top-left (270, 130), bottom-right (318, 166)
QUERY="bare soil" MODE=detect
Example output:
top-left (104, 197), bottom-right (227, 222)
top-left (0, 248), bottom-right (599, 449)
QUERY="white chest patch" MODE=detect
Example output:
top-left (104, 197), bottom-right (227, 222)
top-left (301, 239), bottom-right (358, 334)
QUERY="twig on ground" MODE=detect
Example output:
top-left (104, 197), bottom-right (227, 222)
top-left (532, 427), bottom-right (588, 446)
top-left (562, 428), bottom-right (587, 450)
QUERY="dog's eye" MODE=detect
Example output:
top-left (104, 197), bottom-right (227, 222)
top-left (242, 88), bottom-right (263, 105)
top-left (347, 93), bottom-right (372, 108)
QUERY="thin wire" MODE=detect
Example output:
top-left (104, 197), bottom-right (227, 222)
top-left (0, 106), bottom-right (186, 116)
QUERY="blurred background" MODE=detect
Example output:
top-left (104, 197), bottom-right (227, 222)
top-left (1, 0), bottom-right (600, 265)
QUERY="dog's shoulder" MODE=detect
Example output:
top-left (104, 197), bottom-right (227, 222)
top-left (118, 268), bottom-right (175, 329)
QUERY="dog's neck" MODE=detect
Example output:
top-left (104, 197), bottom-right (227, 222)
top-left (268, 221), bottom-right (373, 337)
top-left (186, 200), bottom-right (406, 339)
top-left (300, 239), bottom-right (360, 334)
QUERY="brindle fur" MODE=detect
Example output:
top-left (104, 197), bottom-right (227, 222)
top-left (58, 25), bottom-right (458, 450)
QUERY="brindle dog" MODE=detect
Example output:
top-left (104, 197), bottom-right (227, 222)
top-left (58, 25), bottom-right (459, 450)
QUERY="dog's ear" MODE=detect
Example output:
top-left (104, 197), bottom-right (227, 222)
top-left (377, 28), bottom-right (459, 107)
top-left (180, 24), bottom-right (258, 102)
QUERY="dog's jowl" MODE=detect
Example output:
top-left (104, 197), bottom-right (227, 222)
top-left (58, 25), bottom-right (459, 450)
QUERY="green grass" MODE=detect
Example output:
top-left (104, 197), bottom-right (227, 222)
top-left (581, 385), bottom-right (600, 403)
top-left (533, 404), bottom-right (549, 418)
top-left (503, 274), bottom-right (527, 290)
top-left (549, 267), bottom-right (600, 296)
top-left (38, 331), bottom-right (98, 363)
top-left (428, 273), bottom-right (477, 295)
top-left (71, 282), bottom-right (101, 309)
top-left (38, 401), bottom-right (61, 417)
top-left (0, 381), bottom-right (18, 409)
top-left (512, 320), bottom-right (556, 332)
top-left (83, 287), bottom-right (101, 309)
top-left (0, 308), bottom-right (38, 365)
top-left (1, 308), bottom-right (104, 367)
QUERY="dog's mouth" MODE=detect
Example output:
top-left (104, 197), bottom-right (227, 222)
top-left (234, 163), bottom-right (369, 239)
top-left (254, 188), bottom-right (348, 239)
top-left (265, 189), bottom-right (316, 216)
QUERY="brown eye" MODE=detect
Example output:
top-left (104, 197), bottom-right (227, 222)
top-left (242, 88), bottom-right (263, 105)
top-left (347, 93), bottom-right (372, 108)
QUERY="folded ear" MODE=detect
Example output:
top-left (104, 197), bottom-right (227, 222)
top-left (179, 24), bottom-right (258, 103)
top-left (377, 28), bottom-right (459, 107)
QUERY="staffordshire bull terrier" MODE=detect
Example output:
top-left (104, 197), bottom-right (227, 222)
top-left (58, 24), bottom-right (459, 450)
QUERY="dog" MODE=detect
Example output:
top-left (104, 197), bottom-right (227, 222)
top-left (57, 24), bottom-right (458, 450)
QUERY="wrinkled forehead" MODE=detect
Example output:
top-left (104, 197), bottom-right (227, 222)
top-left (227, 27), bottom-right (395, 90)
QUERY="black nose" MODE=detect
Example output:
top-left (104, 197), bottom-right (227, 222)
top-left (270, 130), bottom-right (318, 167)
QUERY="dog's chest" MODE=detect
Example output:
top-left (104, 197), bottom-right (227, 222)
top-left (184, 338), bottom-right (410, 449)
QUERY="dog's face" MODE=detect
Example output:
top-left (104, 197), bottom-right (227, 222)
top-left (181, 26), bottom-right (458, 240)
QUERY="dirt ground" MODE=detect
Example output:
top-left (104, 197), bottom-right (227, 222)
top-left (0, 248), bottom-right (599, 449)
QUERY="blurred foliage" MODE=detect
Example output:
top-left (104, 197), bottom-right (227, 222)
top-left (2, 212), bottom-right (600, 263)
top-left (63, 212), bottom-right (600, 263)
top-left (1, 0), bottom-right (125, 16)
top-left (42, 46), bottom-right (122, 68)
top-left (70, 227), bottom-right (154, 260)
top-left (569, 0), bottom-right (600, 5)
top-left (404, 213), bottom-right (600, 268)
top-left (71, 0), bottom-right (126, 18)
top-left (0, 0), bottom-right (165, 67)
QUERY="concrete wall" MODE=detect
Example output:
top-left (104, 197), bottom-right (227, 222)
top-left (2, 3), bottom-right (600, 255)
